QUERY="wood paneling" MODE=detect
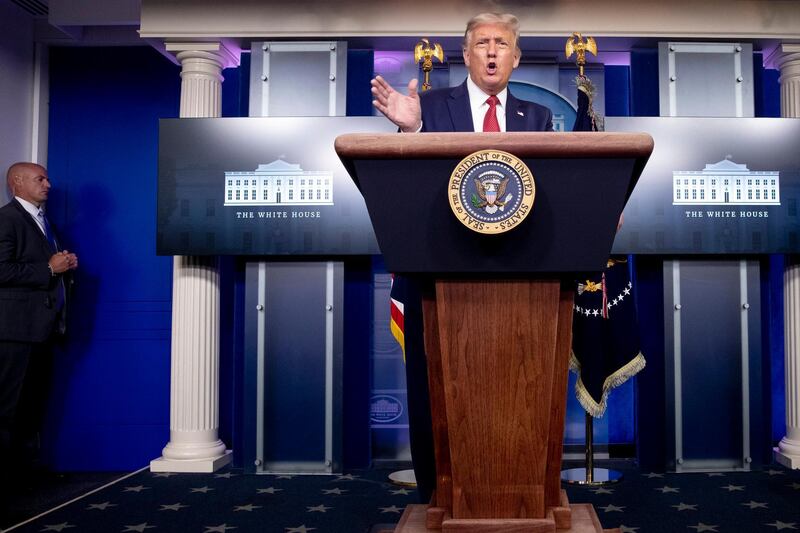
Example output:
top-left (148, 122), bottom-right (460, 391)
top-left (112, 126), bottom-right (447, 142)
top-left (335, 132), bottom-right (654, 161)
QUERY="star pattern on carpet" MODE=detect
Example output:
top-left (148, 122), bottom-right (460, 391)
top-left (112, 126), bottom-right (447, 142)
top-left (233, 504), bottom-right (261, 512)
top-left (275, 475), bottom-right (294, 480)
top-left (706, 473), bottom-right (725, 477)
top-left (765, 522), bottom-right (798, 531)
top-left (306, 504), bottom-right (332, 513)
top-left (721, 484), bottom-right (745, 491)
top-left (654, 485), bottom-right (679, 493)
top-left (40, 524), bottom-right (75, 532)
top-left (121, 523), bottom-right (156, 532)
top-left (159, 503), bottom-right (189, 511)
top-left (598, 504), bottom-right (625, 513)
top-left (10, 464), bottom-right (800, 533)
top-left (123, 485), bottom-right (150, 493)
top-left (672, 502), bottom-right (698, 511)
top-left (86, 501), bottom-right (117, 510)
top-left (204, 525), bottom-right (237, 532)
top-left (152, 472), bottom-right (175, 478)
top-left (741, 500), bottom-right (769, 509)
top-left (688, 523), bottom-right (719, 532)
top-left (765, 469), bottom-right (785, 476)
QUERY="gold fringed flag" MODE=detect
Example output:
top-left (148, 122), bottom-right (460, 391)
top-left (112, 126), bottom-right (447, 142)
top-left (569, 69), bottom-right (645, 417)
top-left (571, 259), bottom-right (646, 416)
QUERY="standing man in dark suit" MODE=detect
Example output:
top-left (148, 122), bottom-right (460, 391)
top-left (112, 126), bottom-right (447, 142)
top-left (371, 12), bottom-right (554, 502)
top-left (0, 162), bottom-right (77, 489)
top-left (372, 12), bottom-right (553, 134)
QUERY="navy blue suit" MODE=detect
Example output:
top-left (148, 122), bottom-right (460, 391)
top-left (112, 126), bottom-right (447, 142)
top-left (419, 80), bottom-right (554, 133)
top-left (403, 80), bottom-right (554, 503)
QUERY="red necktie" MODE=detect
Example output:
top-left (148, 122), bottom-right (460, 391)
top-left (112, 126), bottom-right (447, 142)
top-left (482, 95), bottom-right (500, 132)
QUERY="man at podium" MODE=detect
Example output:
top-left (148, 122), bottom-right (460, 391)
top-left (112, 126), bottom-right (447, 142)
top-left (371, 12), bottom-right (555, 503)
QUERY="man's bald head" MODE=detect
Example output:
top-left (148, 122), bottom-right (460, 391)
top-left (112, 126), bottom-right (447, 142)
top-left (6, 162), bottom-right (50, 206)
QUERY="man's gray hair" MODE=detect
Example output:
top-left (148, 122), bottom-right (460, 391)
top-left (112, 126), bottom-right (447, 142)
top-left (463, 13), bottom-right (520, 52)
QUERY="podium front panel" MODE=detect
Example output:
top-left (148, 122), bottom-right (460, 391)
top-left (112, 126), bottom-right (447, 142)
top-left (354, 157), bottom-right (638, 274)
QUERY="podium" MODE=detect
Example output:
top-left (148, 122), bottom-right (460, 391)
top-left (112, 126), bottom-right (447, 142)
top-left (336, 132), bottom-right (653, 533)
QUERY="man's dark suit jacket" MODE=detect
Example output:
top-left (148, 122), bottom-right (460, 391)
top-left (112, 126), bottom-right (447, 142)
top-left (419, 80), bottom-right (554, 133)
top-left (0, 199), bottom-right (63, 343)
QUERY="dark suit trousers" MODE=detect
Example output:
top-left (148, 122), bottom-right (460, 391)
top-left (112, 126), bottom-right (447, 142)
top-left (401, 277), bottom-right (436, 504)
top-left (0, 340), bottom-right (54, 469)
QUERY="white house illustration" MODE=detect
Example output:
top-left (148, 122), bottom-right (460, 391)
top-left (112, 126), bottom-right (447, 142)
top-left (224, 159), bottom-right (334, 206)
top-left (673, 158), bottom-right (780, 206)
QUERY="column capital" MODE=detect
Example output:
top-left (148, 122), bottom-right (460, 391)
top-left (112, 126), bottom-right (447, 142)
top-left (165, 40), bottom-right (241, 70)
top-left (764, 43), bottom-right (800, 71)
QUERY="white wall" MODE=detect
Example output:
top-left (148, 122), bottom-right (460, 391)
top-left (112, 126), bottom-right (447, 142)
top-left (140, 0), bottom-right (800, 40)
top-left (0, 2), bottom-right (36, 204)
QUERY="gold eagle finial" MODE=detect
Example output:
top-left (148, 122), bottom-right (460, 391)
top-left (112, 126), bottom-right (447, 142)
top-left (414, 38), bottom-right (445, 91)
top-left (565, 32), bottom-right (598, 77)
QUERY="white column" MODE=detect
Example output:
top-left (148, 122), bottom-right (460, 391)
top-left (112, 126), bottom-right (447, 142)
top-left (151, 43), bottom-right (239, 473)
top-left (768, 43), bottom-right (800, 469)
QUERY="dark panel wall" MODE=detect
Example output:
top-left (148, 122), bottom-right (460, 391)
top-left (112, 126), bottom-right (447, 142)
top-left (630, 49), bottom-right (660, 117)
top-left (605, 65), bottom-right (631, 117)
top-left (753, 53), bottom-right (781, 118)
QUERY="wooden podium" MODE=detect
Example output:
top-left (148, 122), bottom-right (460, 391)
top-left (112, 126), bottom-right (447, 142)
top-left (336, 132), bottom-right (653, 533)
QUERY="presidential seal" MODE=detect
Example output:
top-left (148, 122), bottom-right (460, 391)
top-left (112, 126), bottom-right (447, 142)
top-left (448, 149), bottom-right (535, 234)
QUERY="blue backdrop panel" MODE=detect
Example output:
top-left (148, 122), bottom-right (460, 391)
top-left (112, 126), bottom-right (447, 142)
top-left (765, 255), bottom-right (786, 445)
top-left (341, 258), bottom-right (373, 469)
top-left (605, 65), bottom-right (631, 117)
top-left (45, 46), bottom-right (179, 470)
top-left (632, 256), bottom-right (667, 470)
top-left (347, 50), bottom-right (375, 117)
top-left (753, 54), bottom-right (781, 119)
top-left (630, 49), bottom-right (659, 117)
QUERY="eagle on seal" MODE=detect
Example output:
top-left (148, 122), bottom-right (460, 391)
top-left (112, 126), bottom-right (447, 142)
top-left (473, 176), bottom-right (510, 208)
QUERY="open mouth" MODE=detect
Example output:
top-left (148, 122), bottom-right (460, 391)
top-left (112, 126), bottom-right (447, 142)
top-left (487, 61), bottom-right (497, 75)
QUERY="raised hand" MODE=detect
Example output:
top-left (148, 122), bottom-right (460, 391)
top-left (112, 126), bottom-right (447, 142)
top-left (371, 76), bottom-right (422, 132)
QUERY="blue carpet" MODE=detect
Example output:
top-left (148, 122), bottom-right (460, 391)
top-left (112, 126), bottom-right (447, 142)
top-left (565, 463), bottom-right (800, 532)
top-left (3, 463), bottom-right (800, 532)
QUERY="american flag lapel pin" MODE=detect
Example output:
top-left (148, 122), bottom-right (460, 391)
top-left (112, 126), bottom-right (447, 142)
top-left (517, 110), bottom-right (524, 116)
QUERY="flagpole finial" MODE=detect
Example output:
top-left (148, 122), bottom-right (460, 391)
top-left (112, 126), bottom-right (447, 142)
top-left (414, 38), bottom-right (445, 91)
top-left (566, 32), bottom-right (598, 78)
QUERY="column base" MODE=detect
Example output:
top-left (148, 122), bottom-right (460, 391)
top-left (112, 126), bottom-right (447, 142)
top-left (774, 447), bottom-right (800, 469)
top-left (150, 449), bottom-right (232, 473)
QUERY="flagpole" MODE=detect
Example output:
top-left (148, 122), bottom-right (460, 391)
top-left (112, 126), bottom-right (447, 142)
top-left (387, 38), bottom-right (445, 493)
top-left (560, 30), bottom-right (624, 487)
top-left (561, 413), bottom-right (623, 485)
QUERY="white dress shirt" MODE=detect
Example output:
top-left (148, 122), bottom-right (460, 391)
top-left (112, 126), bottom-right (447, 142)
top-left (466, 76), bottom-right (508, 132)
top-left (16, 196), bottom-right (47, 235)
